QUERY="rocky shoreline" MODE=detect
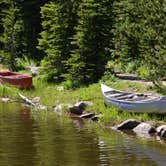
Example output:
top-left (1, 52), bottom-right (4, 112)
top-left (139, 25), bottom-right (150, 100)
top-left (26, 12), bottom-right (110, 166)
top-left (111, 119), bottom-right (166, 139)
top-left (1, 95), bottom-right (166, 141)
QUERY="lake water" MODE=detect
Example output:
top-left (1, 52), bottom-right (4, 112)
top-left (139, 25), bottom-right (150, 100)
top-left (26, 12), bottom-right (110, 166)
top-left (0, 103), bottom-right (166, 166)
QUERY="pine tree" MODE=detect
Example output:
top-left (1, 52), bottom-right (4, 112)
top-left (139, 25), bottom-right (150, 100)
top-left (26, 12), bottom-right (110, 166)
top-left (112, 0), bottom-right (166, 86)
top-left (66, 0), bottom-right (113, 85)
top-left (0, 0), bottom-right (47, 70)
top-left (38, 0), bottom-right (80, 82)
top-left (21, 0), bottom-right (48, 61)
top-left (0, 0), bottom-right (21, 70)
top-left (111, 0), bottom-right (141, 71)
top-left (137, 0), bottom-right (166, 85)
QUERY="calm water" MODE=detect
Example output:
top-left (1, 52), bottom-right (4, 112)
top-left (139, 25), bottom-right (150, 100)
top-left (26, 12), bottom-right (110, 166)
top-left (0, 103), bottom-right (166, 166)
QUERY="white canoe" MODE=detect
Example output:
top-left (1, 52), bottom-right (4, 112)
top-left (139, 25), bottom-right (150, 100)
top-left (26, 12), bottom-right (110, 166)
top-left (101, 84), bottom-right (166, 113)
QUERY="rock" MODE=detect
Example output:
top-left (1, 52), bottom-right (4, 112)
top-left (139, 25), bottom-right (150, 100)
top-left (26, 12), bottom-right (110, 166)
top-left (80, 113), bottom-right (95, 119)
top-left (32, 97), bottom-right (40, 104)
top-left (30, 66), bottom-right (39, 77)
top-left (53, 104), bottom-right (63, 115)
top-left (133, 122), bottom-right (156, 135)
top-left (32, 71), bottom-right (39, 77)
top-left (57, 86), bottom-right (64, 91)
top-left (37, 105), bottom-right (47, 110)
top-left (156, 125), bottom-right (166, 138)
top-left (74, 102), bottom-right (86, 111)
top-left (74, 101), bottom-right (93, 111)
top-left (1, 98), bottom-right (10, 102)
top-left (116, 119), bottom-right (141, 130)
top-left (69, 106), bottom-right (83, 115)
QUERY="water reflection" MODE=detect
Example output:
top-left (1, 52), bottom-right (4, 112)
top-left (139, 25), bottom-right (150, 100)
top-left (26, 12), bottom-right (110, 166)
top-left (0, 103), bottom-right (36, 166)
top-left (0, 103), bottom-right (166, 166)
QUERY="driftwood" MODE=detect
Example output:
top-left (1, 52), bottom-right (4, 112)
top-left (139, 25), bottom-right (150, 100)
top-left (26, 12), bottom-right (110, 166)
top-left (18, 93), bottom-right (46, 110)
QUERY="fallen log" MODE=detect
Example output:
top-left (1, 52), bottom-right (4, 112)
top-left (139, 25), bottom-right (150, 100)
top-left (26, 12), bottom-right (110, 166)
top-left (18, 93), bottom-right (46, 110)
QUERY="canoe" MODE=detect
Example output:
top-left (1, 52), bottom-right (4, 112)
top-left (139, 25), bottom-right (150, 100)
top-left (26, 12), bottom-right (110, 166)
top-left (0, 70), bottom-right (32, 89)
top-left (101, 84), bottom-right (166, 113)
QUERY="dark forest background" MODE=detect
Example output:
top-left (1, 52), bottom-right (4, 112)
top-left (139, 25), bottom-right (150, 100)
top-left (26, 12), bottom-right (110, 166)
top-left (0, 0), bottom-right (166, 87)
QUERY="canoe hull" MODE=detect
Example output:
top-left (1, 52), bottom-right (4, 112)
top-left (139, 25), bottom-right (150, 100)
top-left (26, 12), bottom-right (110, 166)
top-left (0, 70), bottom-right (32, 89)
top-left (103, 95), bottom-right (166, 113)
top-left (101, 84), bottom-right (166, 114)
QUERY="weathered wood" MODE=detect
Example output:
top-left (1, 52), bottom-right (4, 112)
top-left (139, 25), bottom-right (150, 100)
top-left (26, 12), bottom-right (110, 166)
top-left (18, 93), bottom-right (47, 110)
top-left (19, 93), bottom-right (36, 106)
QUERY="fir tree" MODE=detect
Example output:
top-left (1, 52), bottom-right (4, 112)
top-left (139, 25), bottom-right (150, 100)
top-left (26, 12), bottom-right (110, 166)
top-left (38, 0), bottom-right (80, 82)
top-left (66, 0), bottom-right (113, 85)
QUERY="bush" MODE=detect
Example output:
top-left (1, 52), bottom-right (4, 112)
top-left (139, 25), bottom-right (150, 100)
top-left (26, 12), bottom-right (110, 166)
top-left (137, 65), bottom-right (149, 79)
top-left (101, 71), bottom-right (116, 82)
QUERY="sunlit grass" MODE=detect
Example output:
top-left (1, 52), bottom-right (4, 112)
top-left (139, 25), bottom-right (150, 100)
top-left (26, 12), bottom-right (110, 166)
top-left (0, 77), bottom-right (165, 125)
top-left (0, 84), bottom-right (19, 99)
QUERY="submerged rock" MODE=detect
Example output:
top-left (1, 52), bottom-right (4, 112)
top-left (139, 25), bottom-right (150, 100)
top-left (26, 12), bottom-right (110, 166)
top-left (116, 119), bottom-right (141, 130)
top-left (156, 125), bottom-right (166, 138)
top-left (133, 122), bottom-right (156, 135)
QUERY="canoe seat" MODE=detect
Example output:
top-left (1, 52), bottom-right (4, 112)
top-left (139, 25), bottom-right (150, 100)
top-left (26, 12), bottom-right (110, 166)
top-left (116, 94), bottom-right (135, 100)
top-left (107, 93), bottom-right (129, 98)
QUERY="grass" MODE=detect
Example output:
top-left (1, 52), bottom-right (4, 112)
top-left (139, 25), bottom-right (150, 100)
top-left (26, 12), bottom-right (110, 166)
top-left (0, 76), bottom-right (165, 125)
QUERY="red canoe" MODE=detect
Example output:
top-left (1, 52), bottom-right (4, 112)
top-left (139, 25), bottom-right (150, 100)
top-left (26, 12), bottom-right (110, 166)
top-left (0, 70), bottom-right (32, 89)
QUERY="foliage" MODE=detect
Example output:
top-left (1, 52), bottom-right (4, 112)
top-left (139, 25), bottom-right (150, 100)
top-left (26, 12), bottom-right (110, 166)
top-left (0, 0), bottom-right (46, 70)
top-left (111, 0), bottom-right (166, 86)
top-left (66, 0), bottom-right (114, 85)
top-left (0, 84), bottom-right (19, 98)
top-left (15, 56), bottom-right (37, 70)
top-left (38, 1), bottom-right (80, 82)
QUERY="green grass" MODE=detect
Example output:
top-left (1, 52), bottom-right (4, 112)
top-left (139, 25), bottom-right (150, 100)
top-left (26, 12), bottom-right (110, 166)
top-left (0, 77), bottom-right (166, 125)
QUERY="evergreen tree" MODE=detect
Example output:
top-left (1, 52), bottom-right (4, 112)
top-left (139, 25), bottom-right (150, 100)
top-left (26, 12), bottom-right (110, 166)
top-left (112, 0), bottom-right (166, 85)
top-left (38, 0), bottom-right (80, 82)
top-left (137, 0), bottom-right (166, 85)
top-left (0, 0), bottom-right (22, 70)
top-left (111, 0), bottom-right (141, 70)
top-left (0, 0), bottom-right (47, 70)
top-left (66, 0), bottom-right (113, 85)
top-left (21, 0), bottom-right (48, 61)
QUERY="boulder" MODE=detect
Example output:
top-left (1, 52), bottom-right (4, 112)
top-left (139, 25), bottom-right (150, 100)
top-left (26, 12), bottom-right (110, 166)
top-left (69, 106), bottom-right (83, 115)
top-left (133, 122), bottom-right (156, 135)
top-left (116, 119), bottom-right (141, 130)
top-left (156, 125), bottom-right (166, 138)
top-left (74, 101), bottom-right (93, 111)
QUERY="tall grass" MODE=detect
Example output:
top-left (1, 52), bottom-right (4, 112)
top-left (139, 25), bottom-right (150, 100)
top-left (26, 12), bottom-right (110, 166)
top-left (0, 84), bottom-right (19, 99)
